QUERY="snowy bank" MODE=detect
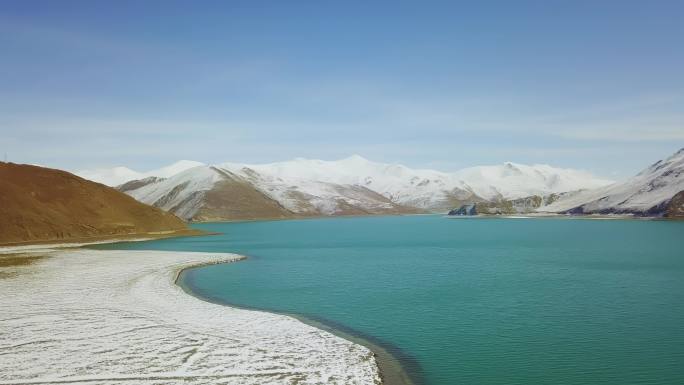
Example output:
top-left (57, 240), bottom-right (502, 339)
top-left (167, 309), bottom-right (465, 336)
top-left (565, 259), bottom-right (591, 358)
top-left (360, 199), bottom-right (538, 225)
top-left (0, 249), bottom-right (381, 385)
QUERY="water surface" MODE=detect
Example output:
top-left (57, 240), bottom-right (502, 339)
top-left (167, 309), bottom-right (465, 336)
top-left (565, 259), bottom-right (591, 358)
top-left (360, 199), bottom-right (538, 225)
top-left (97, 215), bottom-right (684, 385)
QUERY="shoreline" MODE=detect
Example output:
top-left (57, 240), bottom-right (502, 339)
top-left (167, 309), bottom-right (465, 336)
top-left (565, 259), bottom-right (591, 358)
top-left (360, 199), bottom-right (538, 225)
top-left (444, 213), bottom-right (660, 220)
top-left (0, 228), bottom-right (212, 248)
top-left (189, 211), bottom-right (679, 225)
top-left (189, 212), bottom-right (432, 225)
top-left (1, 248), bottom-right (382, 384)
top-left (2, 234), bottom-right (417, 384)
top-left (177, 265), bottom-right (419, 385)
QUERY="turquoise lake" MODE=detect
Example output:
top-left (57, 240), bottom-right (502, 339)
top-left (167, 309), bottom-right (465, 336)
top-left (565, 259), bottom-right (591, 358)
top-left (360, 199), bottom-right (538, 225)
top-left (96, 215), bottom-right (684, 384)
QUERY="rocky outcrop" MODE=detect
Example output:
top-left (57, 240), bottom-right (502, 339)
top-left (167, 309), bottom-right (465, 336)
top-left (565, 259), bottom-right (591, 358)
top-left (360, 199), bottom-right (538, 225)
top-left (446, 193), bottom-right (563, 215)
top-left (448, 204), bottom-right (478, 216)
top-left (474, 193), bottom-right (563, 214)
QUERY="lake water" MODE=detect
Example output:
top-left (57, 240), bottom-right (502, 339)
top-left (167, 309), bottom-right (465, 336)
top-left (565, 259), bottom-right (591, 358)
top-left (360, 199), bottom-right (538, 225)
top-left (97, 215), bottom-right (684, 385)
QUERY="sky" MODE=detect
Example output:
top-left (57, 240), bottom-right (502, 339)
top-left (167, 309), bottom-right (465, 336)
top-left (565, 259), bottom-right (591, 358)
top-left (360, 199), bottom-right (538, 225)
top-left (1, 0), bottom-right (682, 179)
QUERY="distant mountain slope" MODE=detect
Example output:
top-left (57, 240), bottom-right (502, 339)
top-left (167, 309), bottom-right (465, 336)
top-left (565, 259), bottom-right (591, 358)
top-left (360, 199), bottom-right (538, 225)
top-left (219, 155), bottom-right (480, 212)
top-left (221, 155), bottom-right (612, 205)
top-left (77, 160), bottom-right (204, 186)
top-left (539, 148), bottom-right (684, 216)
top-left (450, 162), bottom-right (612, 201)
top-left (124, 166), bottom-right (295, 221)
top-left (80, 156), bottom-right (612, 221)
top-left (0, 162), bottom-right (190, 245)
top-left (121, 164), bottom-right (420, 221)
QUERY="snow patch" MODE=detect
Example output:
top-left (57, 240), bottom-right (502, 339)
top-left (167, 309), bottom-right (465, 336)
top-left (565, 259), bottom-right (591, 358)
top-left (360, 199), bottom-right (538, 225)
top-left (0, 250), bottom-right (381, 385)
top-left (75, 160), bottom-right (205, 186)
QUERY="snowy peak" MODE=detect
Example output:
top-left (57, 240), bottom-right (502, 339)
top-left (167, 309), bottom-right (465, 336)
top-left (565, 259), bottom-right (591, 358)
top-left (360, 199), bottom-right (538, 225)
top-left (155, 160), bottom-right (206, 177)
top-left (502, 162), bottom-right (524, 176)
top-left (338, 154), bottom-right (372, 164)
top-left (73, 151), bottom-right (684, 219)
top-left (75, 160), bottom-right (205, 186)
top-left (639, 147), bottom-right (684, 176)
top-left (124, 165), bottom-right (225, 219)
top-left (82, 155), bottom-right (611, 202)
top-left (98, 155), bottom-right (615, 221)
top-left (224, 156), bottom-right (611, 202)
top-left (539, 148), bottom-right (684, 215)
top-left (452, 162), bottom-right (612, 201)
top-left (118, 162), bottom-right (419, 220)
top-left (76, 166), bottom-right (140, 186)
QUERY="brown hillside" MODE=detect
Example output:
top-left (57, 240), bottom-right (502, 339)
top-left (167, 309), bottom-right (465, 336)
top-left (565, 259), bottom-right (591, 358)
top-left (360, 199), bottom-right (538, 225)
top-left (665, 191), bottom-right (684, 218)
top-left (0, 162), bottom-right (190, 245)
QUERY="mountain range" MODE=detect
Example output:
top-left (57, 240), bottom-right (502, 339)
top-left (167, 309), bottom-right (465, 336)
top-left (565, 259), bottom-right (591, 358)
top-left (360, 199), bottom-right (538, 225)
top-left (77, 155), bottom-right (616, 221)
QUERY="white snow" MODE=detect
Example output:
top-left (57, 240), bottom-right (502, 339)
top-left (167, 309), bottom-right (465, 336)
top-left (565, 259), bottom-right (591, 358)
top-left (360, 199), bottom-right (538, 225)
top-left (218, 155), bottom-right (612, 207)
top-left (75, 160), bottom-right (205, 186)
top-left (75, 166), bottom-right (142, 186)
top-left (126, 166), bottom-right (221, 219)
top-left (220, 155), bottom-right (466, 209)
top-left (80, 156), bottom-right (611, 202)
top-left (0, 249), bottom-right (381, 385)
top-left (217, 164), bottom-right (397, 214)
top-left (79, 155), bottom-right (614, 215)
top-left (452, 162), bottom-right (613, 200)
top-left (539, 148), bottom-right (684, 214)
top-left (224, 155), bottom-right (610, 203)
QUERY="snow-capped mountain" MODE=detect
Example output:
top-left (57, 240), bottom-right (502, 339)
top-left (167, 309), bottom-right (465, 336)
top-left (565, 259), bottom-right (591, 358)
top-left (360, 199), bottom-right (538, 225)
top-left (218, 156), bottom-right (612, 211)
top-left (118, 164), bottom-right (416, 220)
top-left (539, 148), bottom-right (684, 216)
top-left (450, 163), bottom-right (612, 201)
top-left (78, 155), bottom-right (613, 221)
top-left (219, 155), bottom-right (479, 212)
top-left (76, 160), bottom-right (205, 186)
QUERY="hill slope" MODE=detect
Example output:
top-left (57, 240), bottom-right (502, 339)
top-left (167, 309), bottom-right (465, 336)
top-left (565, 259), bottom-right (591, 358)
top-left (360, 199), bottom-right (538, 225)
top-left (538, 148), bottom-right (684, 216)
top-left (0, 162), bottom-right (190, 245)
top-left (666, 191), bottom-right (684, 218)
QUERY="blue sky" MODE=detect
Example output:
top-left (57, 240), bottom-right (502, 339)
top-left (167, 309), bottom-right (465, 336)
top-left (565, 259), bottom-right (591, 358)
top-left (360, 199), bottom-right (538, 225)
top-left (1, 0), bottom-right (682, 178)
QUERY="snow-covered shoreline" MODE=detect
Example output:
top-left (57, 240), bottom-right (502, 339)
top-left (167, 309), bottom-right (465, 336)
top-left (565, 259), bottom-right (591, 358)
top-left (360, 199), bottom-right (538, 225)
top-left (0, 249), bottom-right (381, 384)
top-left (0, 238), bottom-right (155, 254)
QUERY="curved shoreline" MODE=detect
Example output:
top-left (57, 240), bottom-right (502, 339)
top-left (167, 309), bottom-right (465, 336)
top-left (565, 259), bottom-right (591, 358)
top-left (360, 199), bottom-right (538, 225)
top-left (288, 315), bottom-right (423, 385)
top-left (0, 249), bottom-right (382, 384)
top-left (177, 263), bottom-right (420, 385)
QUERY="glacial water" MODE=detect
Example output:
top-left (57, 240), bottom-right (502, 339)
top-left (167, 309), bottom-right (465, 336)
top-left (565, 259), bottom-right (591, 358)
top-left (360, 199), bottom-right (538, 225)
top-left (97, 215), bottom-right (684, 385)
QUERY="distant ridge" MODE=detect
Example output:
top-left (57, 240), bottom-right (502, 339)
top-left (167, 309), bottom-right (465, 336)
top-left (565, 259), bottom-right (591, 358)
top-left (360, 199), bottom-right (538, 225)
top-left (77, 156), bottom-right (613, 221)
top-left (539, 148), bottom-right (684, 216)
top-left (77, 160), bottom-right (205, 186)
top-left (0, 162), bottom-right (191, 245)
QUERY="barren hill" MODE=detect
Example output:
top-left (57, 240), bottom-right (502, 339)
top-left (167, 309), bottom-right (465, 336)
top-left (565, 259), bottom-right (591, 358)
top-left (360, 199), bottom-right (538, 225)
top-left (0, 162), bottom-right (190, 245)
top-left (666, 190), bottom-right (684, 218)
